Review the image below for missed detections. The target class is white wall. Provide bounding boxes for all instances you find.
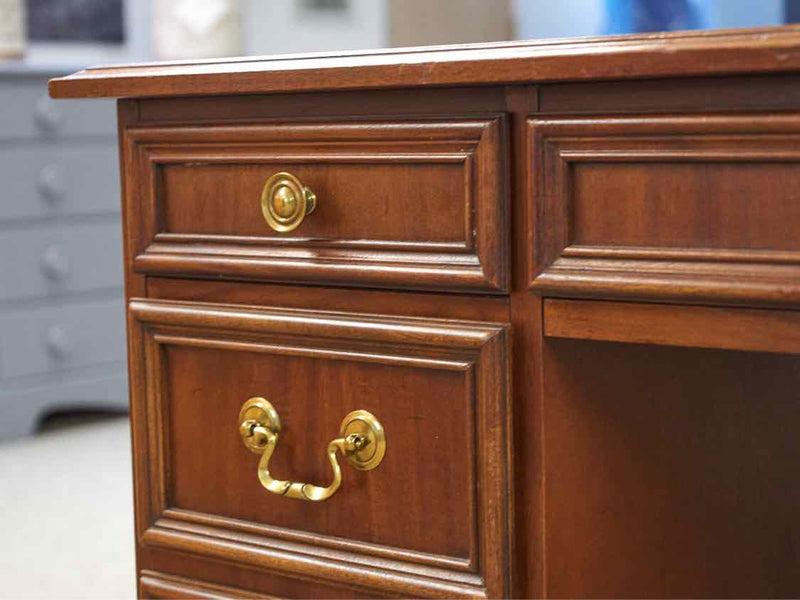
[512,0,604,40]
[243,0,387,56]
[711,0,783,29]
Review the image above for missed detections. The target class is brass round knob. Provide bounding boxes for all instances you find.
[260,172,316,233]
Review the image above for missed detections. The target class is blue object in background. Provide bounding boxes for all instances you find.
[513,0,784,42]
[604,0,710,34]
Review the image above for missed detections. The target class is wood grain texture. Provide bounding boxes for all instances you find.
[55,30,800,598]
[529,113,800,307]
[129,298,511,598]
[139,571,273,599]
[125,119,508,293]
[544,299,800,354]
[135,87,508,125]
[543,339,800,598]
[538,74,800,115]
[145,278,510,322]
[505,85,545,600]
[138,548,382,599]
[116,98,151,595]
[49,25,800,99]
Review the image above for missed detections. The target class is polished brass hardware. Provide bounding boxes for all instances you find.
[238,397,386,502]
[260,172,316,232]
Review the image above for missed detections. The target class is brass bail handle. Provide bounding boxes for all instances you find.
[238,397,386,502]
[261,172,317,233]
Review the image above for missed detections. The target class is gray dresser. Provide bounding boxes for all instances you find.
[0,67,127,441]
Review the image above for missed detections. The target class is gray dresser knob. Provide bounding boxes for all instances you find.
[37,164,66,203]
[40,245,70,281]
[34,95,62,134]
[44,325,70,359]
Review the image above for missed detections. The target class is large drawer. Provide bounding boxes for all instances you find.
[128,299,511,598]
[0,144,120,221]
[0,78,116,140]
[123,119,508,293]
[0,222,123,302]
[0,297,126,381]
[529,114,800,306]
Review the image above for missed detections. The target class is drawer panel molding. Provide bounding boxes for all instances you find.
[129,299,511,598]
[124,119,508,293]
[139,570,269,599]
[528,114,800,306]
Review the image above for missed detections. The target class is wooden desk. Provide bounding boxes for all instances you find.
[52,25,800,598]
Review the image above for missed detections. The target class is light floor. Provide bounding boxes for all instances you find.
[0,414,136,599]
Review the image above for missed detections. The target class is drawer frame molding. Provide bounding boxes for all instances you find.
[123,119,509,293]
[128,299,511,598]
[139,570,270,599]
[529,113,800,306]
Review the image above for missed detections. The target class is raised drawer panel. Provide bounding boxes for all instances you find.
[125,119,508,293]
[0,79,116,140]
[129,299,511,598]
[161,162,467,243]
[573,162,800,250]
[0,297,126,380]
[0,144,120,221]
[529,114,800,306]
[0,222,123,302]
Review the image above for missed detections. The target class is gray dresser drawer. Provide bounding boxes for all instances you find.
[0,297,126,380]
[0,222,123,302]
[0,144,119,221]
[0,78,116,139]
[0,366,128,440]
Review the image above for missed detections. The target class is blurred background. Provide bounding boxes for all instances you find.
[0,0,798,597]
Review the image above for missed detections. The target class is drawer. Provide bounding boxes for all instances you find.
[529,114,800,306]
[0,144,120,221]
[0,78,116,139]
[0,297,126,380]
[124,119,508,293]
[129,299,511,598]
[0,366,128,440]
[0,222,123,302]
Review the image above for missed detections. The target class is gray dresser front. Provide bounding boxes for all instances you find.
[0,69,127,440]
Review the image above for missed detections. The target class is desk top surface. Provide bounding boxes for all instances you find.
[50,25,800,100]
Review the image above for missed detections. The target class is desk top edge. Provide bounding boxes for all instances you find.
[49,24,800,99]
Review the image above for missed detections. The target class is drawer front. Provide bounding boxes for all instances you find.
[129,300,511,598]
[0,222,123,302]
[529,114,800,306]
[0,79,116,139]
[0,297,126,381]
[124,119,508,293]
[0,144,120,221]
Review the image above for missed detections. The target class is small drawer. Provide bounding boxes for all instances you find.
[124,119,508,293]
[0,222,123,302]
[529,114,800,306]
[0,144,120,221]
[0,78,117,140]
[0,297,126,381]
[129,299,511,598]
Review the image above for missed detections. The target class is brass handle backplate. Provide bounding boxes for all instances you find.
[260,172,316,233]
[238,397,386,502]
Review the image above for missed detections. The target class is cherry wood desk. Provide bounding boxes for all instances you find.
[52,25,800,598]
